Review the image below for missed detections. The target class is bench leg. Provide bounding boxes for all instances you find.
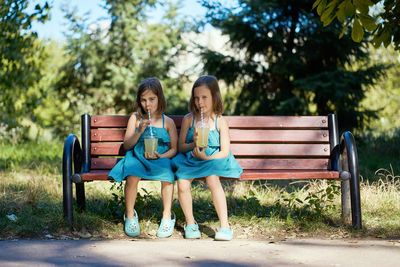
[348,163,362,229]
[62,167,74,227]
[76,182,86,212]
[341,178,351,225]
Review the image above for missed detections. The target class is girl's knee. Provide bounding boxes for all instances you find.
[161,181,173,188]
[178,179,192,193]
[206,175,221,188]
[126,175,140,185]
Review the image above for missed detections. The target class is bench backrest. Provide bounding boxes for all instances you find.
[84,114,339,175]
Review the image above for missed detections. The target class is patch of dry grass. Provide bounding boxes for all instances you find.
[360,166,400,237]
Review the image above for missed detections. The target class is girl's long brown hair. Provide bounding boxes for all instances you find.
[135,78,166,116]
[189,75,224,115]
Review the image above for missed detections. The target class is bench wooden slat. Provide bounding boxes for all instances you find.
[236,158,329,170]
[92,129,125,142]
[91,143,126,155]
[90,115,328,129]
[239,170,339,180]
[225,116,328,129]
[81,169,339,181]
[231,143,330,157]
[92,158,121,169]
[91,129,330,143]
[91,115,130,128]
[81,170,111,181]
[91,157,330,170]
[229,129,329,143]
[91,115,183,128]
[91,143,331,157]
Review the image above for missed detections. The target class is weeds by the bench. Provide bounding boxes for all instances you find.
[277,181,340,220]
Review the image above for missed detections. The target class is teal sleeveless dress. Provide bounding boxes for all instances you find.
[108,114,175,183]
[172,116,243,180]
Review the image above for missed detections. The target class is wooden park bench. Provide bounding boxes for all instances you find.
[63,114,361,229]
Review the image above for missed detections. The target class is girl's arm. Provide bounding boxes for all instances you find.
[193,116,230,160]
[157,116,178,159]
[123,114,150,150]
[178,114,196,153]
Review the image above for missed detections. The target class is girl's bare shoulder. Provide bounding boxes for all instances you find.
[163,115,177,128]
[131,112,141,120]
[183,112,193,119]
[129,112,140,119]
[127,113,141,128]
[182,113,194,123]
[216,115,228,128]
[217,114,227,122]
[128,113,139,122]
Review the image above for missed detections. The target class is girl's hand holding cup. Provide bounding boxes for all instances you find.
[191,146,208,160]
[144,151,160,160]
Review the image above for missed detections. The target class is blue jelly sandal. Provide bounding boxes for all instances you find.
[124,209,140,237]
[215,227,233,241]
[156,212,176,238]
[184,222,201,239]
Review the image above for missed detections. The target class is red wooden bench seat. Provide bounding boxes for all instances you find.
[80,169,339,181]
[63,114,361,229]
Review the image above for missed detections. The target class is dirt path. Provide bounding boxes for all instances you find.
[1,238,399,266]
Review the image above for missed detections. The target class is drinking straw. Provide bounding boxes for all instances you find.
[201,107,203,126]
[148,110,153,136]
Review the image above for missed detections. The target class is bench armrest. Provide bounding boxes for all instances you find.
[339,131,362,229]
[62,134,83,183]
[62,134,84,224]
[339,131,359,176]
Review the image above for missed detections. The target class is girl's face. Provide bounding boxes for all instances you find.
[140,90,159,115]
[193,85,213,115]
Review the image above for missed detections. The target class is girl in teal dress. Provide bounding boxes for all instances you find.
[108,78,178,238]
[172,75,243,241]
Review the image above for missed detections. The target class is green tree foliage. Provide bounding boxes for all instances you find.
[200,0,386,130]
[32,41,70,139]
[0,0,50,137]
[360,45,400,133]
[313,0,400,50]
[56,0,189,135]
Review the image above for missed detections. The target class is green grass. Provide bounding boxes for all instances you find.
[0,141,62,173]
[1,137,400,240]
[357,129,400,180]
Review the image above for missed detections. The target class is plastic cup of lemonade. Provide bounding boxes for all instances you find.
[195,121,210,148]
[144,134,158,157]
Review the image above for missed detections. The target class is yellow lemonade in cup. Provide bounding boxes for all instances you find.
[144,135,158,157]
[196,121,210,148]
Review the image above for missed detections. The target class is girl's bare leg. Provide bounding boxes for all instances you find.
[161,181,174,220]
[206,175,229,228]
[125,175,141,219]
[178,179,196,225]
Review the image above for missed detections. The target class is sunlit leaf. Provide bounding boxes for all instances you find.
[312,0,323,10]
[353,0,369,14]
[317,0,327,16]
[321,4,336,23]
[337,5,347,22]
[351,17,364,42]
[344,0,355,17]
[359,14,376,31]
